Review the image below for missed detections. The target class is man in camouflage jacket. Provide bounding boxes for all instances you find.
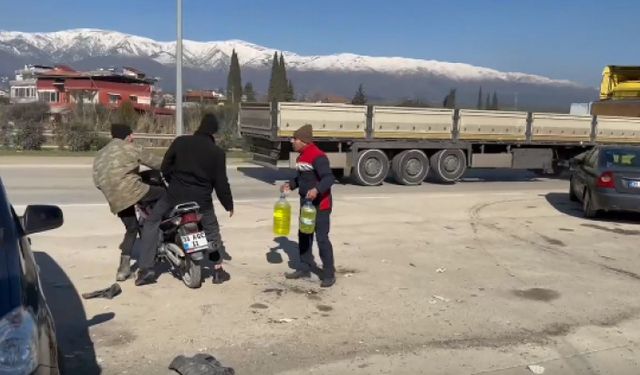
[92,123,163,281]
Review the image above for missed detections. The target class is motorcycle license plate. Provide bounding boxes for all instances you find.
[181,231,208,253]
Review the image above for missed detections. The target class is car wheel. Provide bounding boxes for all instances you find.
[582,189,598,219]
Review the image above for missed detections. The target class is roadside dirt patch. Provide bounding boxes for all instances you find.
[512,288,560,302]
[581,223,640,236]
[335,267,359,275]
[95,329,137,347]
[539,235,566,247]
[316,304,333,312]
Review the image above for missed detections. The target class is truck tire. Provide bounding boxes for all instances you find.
[353,149,389,186]
[430,149,467,183]
[391,149,429,185]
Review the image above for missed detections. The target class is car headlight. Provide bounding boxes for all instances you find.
[0,308,38,375]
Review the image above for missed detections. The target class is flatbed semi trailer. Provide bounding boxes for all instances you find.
[239,102,640,186]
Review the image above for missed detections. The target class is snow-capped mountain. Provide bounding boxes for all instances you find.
[0,28,597,110]
[0,28,575,86]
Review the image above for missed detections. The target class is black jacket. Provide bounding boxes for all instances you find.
[161,132,233,212]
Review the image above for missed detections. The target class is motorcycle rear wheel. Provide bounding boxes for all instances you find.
[167,243,202,288]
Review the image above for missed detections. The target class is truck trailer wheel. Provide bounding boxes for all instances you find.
[353,149,389,186]
[391,149,429,185]
[430,149,467,183]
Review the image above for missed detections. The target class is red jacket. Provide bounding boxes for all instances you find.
[289,143,334,211]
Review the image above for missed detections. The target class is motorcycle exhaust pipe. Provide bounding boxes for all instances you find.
[163,244,184,266]
[165,251,182,266]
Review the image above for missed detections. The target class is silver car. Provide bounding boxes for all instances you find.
[569,146,640,218]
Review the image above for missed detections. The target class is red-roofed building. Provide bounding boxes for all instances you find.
[185,89,226,104]
[10,65,173,116]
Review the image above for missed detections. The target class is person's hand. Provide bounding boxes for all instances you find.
[306,188,318,200]
[280,182,291,193]
[229,210,234,218]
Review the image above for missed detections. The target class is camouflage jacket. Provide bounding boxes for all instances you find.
[92,139,162,214]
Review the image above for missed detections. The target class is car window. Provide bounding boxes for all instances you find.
[600,149,640,168]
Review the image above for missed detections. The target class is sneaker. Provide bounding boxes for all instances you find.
[212,268,231,284]
[134,269,156,286]
[116,255,131,282]
[284,270,311,279]
[320,276,336,288]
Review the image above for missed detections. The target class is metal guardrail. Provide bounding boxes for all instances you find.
[96,131,176,140]
[38,131,177,140]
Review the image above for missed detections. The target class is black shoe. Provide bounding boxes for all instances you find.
[134,269,156,286]
[320,276,336,288]
[116,255,132,282]
[212,268,231,284]
[284,270,311,279]
[310,264,324,278]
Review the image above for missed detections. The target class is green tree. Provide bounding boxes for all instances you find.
[443,88,456,109]
[225,49,243,137]
[244,82,256,102]
[491,92,499,110]
[112,101,138,127]
[485,93,490,110]
[278,53,291,102]
[269,52,292,103]
[0,106,12,148]
[8,102,49,150]
[226,49,242,105]
[268,52,280,103]
[351,84,367,105]
[286,79,295,102]
[477,87,483,109]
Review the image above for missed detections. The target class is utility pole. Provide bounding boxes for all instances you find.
[175,0,183,135]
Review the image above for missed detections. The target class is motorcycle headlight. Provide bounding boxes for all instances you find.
[0,308,38,375]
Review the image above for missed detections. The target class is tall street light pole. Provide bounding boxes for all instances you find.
[176,0,183,136]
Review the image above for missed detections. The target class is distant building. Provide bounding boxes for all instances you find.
[309,92,350,104]
[184,89,226,104]
[9,64,173,115]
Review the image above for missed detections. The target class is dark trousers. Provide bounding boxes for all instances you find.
[137,192,172,271]
[200,207,225,265]
[138,198,226,270]
[298,209,335,278]
[116,186,165,257]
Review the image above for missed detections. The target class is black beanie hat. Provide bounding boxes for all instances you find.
[196,113,219,135]
[111,123,133,140]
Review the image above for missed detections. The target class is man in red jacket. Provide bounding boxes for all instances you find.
[281,124,336,287]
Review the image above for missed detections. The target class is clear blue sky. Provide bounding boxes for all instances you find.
[0,0,638,86]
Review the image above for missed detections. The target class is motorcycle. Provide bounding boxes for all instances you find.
[137,169,208,289]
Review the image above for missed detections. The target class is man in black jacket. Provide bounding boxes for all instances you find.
[135,113,234,286]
